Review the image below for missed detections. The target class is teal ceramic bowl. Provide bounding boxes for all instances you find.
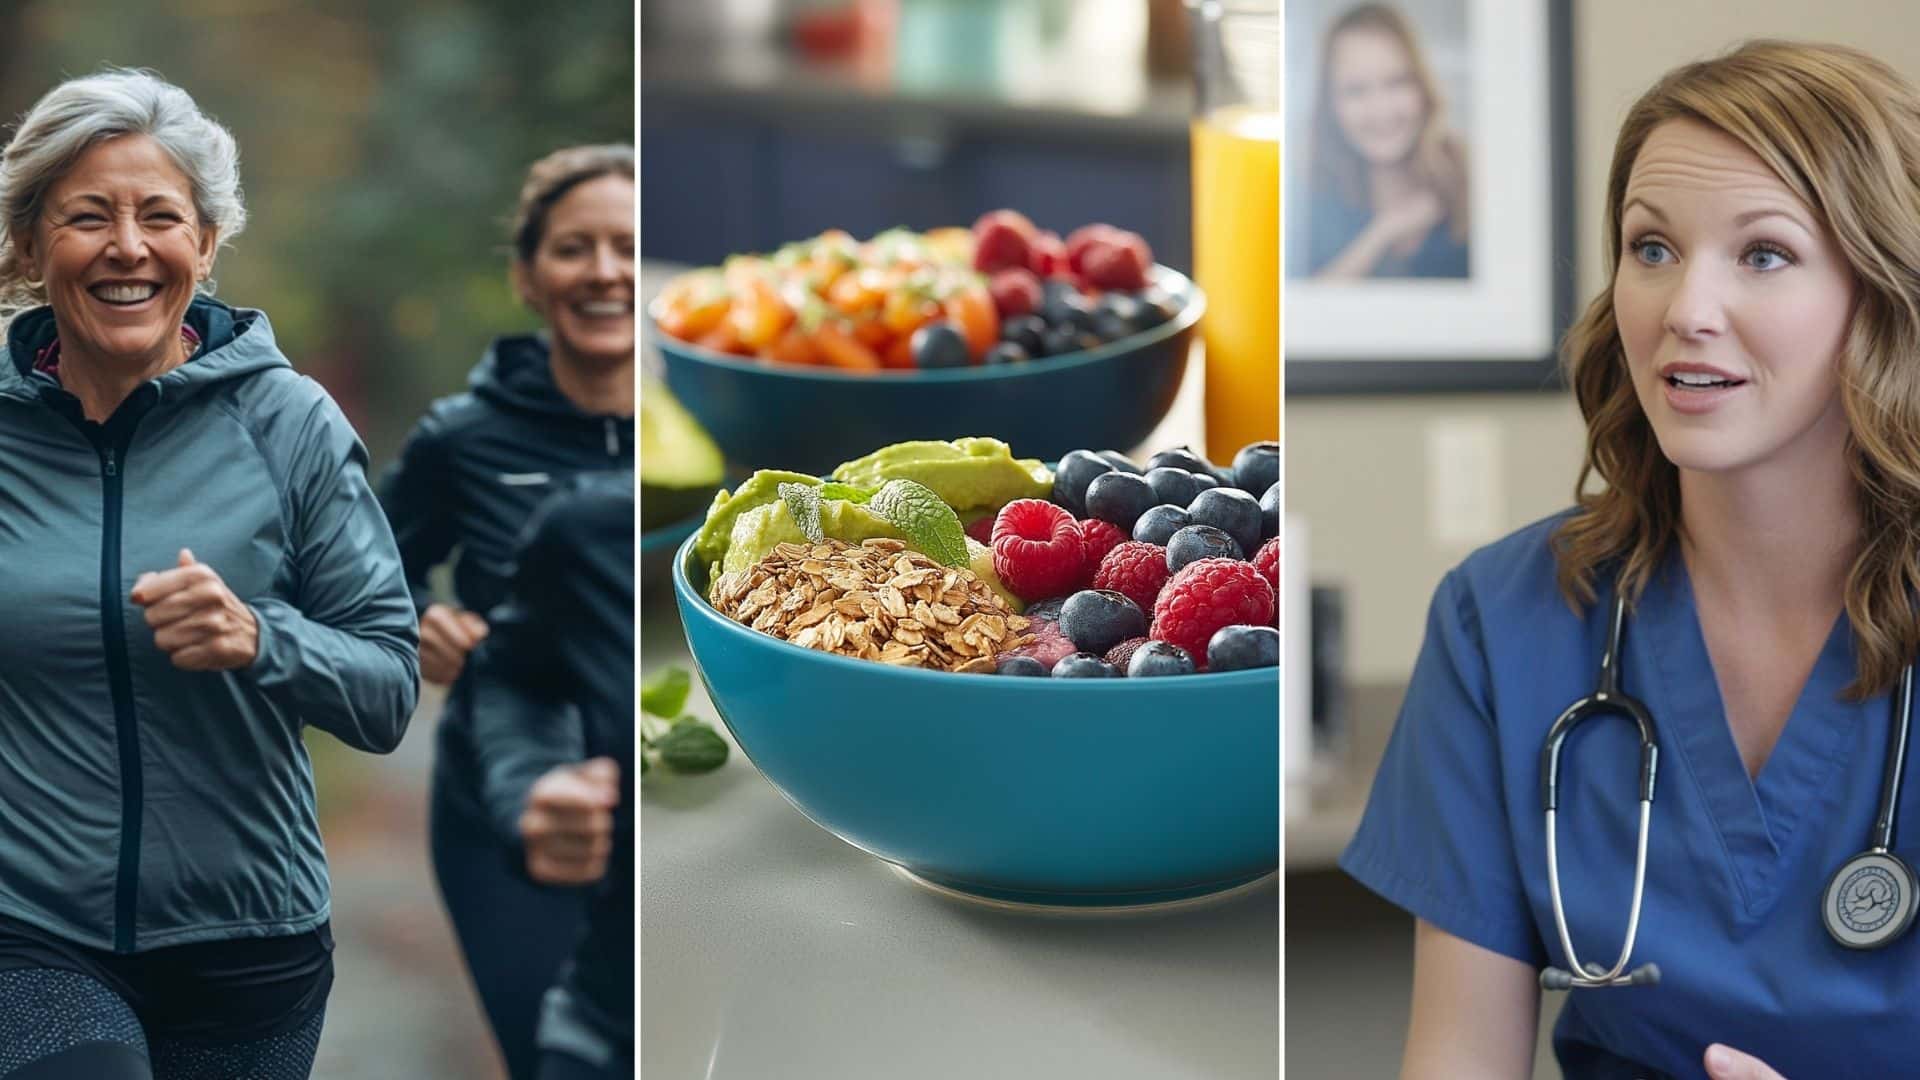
[653,267,1203,476]
[672,532,1279,908]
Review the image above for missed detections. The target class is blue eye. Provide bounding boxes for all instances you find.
[1744,244,1794,271]
[1628,238,1673,265]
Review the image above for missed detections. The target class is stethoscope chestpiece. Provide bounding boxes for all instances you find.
[1822,849,1919,949]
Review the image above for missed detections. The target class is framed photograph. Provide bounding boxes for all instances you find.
[1284,0,1574,393]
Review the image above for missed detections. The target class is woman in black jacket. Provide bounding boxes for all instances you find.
[379,144,633,1080]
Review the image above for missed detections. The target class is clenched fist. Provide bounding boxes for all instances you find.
[131,549,259,671]
[520,757,621,886]
[419,603,489,685]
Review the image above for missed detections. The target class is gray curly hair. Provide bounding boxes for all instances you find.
[0,69,246,326]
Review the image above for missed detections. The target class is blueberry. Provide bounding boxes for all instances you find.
[1039,325,1082,357]
[911,322,970,369]
[1207,625,1279,672]
[1260,482,1280,544]
[1096,292,1142,326]
[1133,503,1191,546]
[996,655,1050,677]
[1097,450,1142,475]
[1233,441,1279,495]
[1167,524,1244,572]
[1023,597,1067,623]
[1001,313,1046,354]
[1059,589,1149,656]
[1145,467,1199,508]
[1070,330,1106,353]
[1084,471,1157,532]
[1051,450,1114,517]
[1092,312,1135,343]
[1188,486,1263,558]
[1147,445,1215,476]
[1128,641,1197,677]
[1189,471,1220,495]
[1041,289,1096,331]
[1052,653,1118,678]
[1134,287,1182,328]
[1208,463,1238,489]
[984,342,1029,365]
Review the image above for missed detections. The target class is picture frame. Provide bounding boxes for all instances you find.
[1283,0,1574,394]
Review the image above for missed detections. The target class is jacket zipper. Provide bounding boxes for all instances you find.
[604,417,619,458]
[94,435,143,953]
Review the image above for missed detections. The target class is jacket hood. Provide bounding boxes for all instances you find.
[0,296,288,406]
[467,333,582,420]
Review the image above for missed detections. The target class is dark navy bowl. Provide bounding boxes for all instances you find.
[672,532,1278,908]
[653,267,1203,476]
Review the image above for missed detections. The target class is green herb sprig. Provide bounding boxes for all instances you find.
[640,666,729,776]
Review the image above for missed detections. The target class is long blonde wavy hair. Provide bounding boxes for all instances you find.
[1307,3,1470,245]
[1552,40,1920,699]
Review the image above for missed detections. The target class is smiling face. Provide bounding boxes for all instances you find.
[514,172,635,370]
[16,134,215,370]
[1327,25,1426,167]
[1613,118,1858,478]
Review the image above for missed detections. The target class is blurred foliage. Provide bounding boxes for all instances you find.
[0,0,633,467]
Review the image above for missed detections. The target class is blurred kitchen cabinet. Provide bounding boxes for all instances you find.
[642,111,1191,272]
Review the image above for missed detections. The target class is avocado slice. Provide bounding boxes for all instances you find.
[641,373,726,531]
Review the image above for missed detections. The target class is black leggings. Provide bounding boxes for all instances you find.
[430,772,589,1080]
[0,968,325,1079]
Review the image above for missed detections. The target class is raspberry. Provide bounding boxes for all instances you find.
[972,210,1037,273]
[999,618,1077,669]
[1103,636,1151,672]
[991,499,1086,602]
[965,512,997,546]
[1092,541,1172,615]
[1151,559,1276,666]
[1027,230,1066,278]
[1076,518,1128,585]
[988,268,1044,319]
[1252,537,1279,595]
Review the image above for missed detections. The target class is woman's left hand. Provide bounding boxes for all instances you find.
[132,549,260,670]
[1705,1044,1787,1080]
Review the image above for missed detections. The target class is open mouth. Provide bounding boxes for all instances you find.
[1665,372,1746,391]
[90,282,160,306]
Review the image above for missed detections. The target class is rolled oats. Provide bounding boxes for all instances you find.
[711,537,1032,673]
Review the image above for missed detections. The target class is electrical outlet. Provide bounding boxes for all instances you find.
[1426,418,1504,546]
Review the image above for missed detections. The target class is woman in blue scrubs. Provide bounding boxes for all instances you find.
[1343,41,1920,1080]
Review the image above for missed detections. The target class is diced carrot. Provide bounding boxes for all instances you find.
[816,325,882,370]
[882,333,916,370]
[768,326,821,366]
[944,284,999,361]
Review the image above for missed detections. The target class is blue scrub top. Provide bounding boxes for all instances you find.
[1341,512,1920,1080]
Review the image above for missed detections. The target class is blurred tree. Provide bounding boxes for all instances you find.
[0,0,633,464]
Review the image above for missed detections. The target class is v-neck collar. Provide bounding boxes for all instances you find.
[1635,553,1866,919]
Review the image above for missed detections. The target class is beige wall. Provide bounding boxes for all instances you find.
[1288,0,1920,684]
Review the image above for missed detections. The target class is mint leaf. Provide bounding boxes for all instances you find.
[869,479,970,568]
[640,667,690,718]
[779,482,826,542]
[818,482,874,504]
[657,722,729,774]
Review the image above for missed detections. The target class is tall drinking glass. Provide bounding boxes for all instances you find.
[1190,1,1281,463]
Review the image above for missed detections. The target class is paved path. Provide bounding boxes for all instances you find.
[311,686,507,1079]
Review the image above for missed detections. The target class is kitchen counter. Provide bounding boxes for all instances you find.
[639,614,1278,1079]
[640,260,1277,1077]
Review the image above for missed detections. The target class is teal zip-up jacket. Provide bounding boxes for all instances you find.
[0,297,419,954]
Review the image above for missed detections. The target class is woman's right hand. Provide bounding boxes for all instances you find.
[1373,187,1446,257]
[520,757,621,885]
[419,603,489,685]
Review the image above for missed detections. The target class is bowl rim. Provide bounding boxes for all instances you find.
[672,530,1279,688]
[647,264,1206,385]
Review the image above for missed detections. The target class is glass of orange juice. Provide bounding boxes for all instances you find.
[1190,1,1280,463]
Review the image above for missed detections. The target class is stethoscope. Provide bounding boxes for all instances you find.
[1538,592,1918,991]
